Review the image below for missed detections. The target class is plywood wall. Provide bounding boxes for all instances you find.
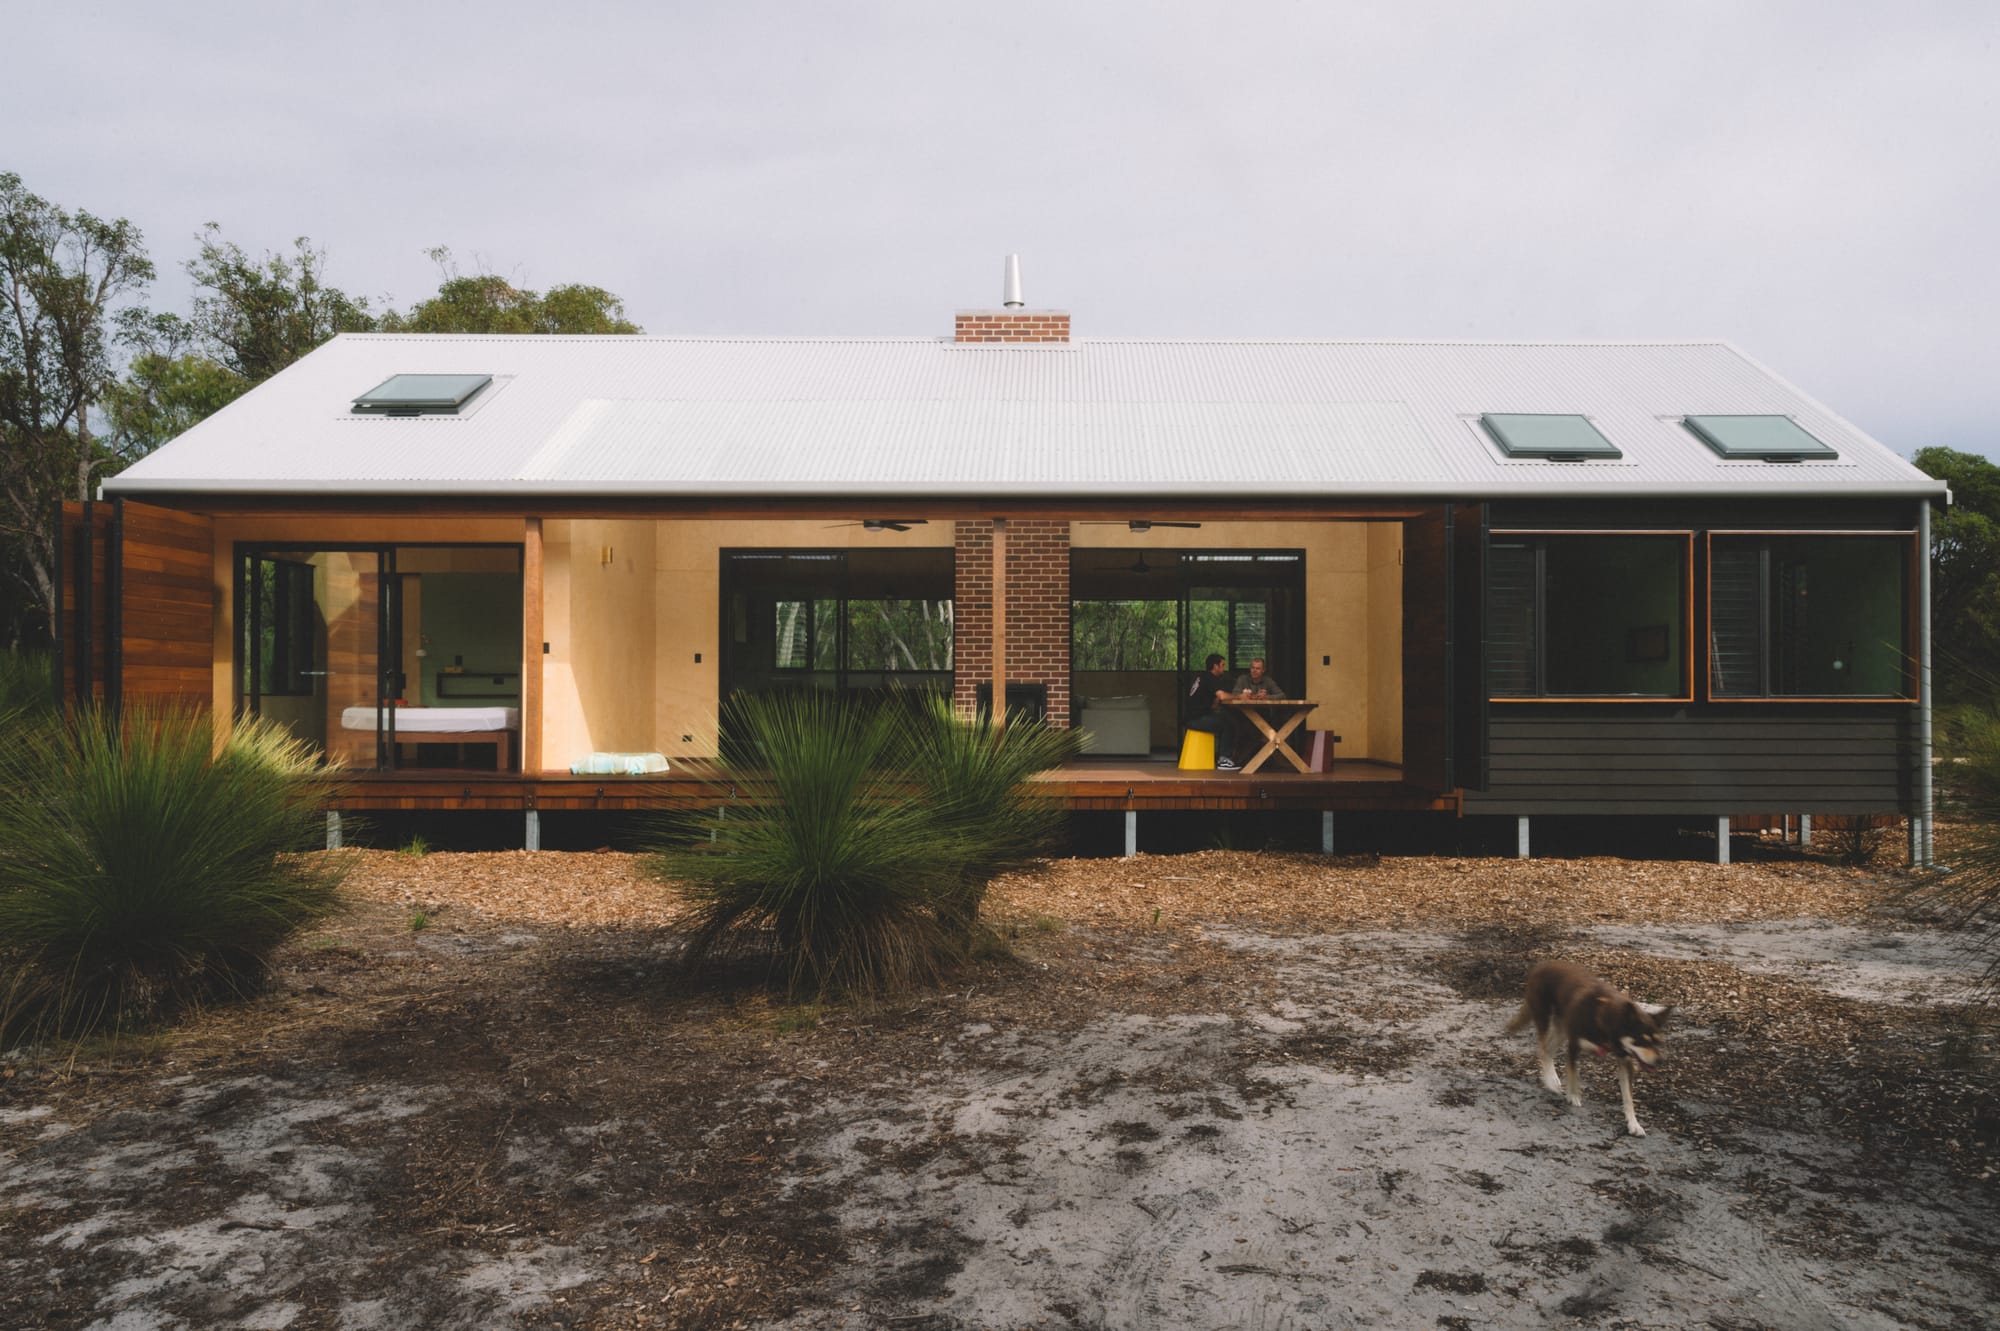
[1367,522,1406,765]
[542,519,660,765]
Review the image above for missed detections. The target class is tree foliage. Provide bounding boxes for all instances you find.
[0,171,154,638]
[380,247,642,335]
[101,312,247,458]
[1914,447,2000,707]
[185,224,378,385]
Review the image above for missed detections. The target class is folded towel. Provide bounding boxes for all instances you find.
[569,752,671,776]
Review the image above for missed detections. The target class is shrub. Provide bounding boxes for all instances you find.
[1909,705,2000,998]
[0,651,54,719]
[0,704,347,1042]
[647,690,1078,997]
[897,694,1081,934]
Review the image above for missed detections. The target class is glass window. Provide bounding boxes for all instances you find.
[242,557,315,696]
[1480,414,1622,460]
[845,598,953,671]
[1683,415,1837,461]
[1070,550,1304,684]
[351,374,492,415]
[721,549,953,700]
[1488,535,1687,698]
[1070,600,1177,670]
[1709,535,1909,698]
[773,599,838,671]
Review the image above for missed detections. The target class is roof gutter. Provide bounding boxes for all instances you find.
[102,476,1955,502]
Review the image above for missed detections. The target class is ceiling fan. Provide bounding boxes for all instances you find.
[823,518,929,532]
[1079,520,1202,532]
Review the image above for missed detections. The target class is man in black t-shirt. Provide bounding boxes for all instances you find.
[1184,653,1242,770]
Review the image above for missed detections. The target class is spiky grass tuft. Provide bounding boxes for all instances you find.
[646,691,1078,998]
[0,704,347,1043]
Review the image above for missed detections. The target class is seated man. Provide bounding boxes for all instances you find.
[1232,657,1285,701]
[1183,652,1242,770]
[1228,657,1288,763]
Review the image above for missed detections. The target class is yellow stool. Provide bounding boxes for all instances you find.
[1178,728,1216,770]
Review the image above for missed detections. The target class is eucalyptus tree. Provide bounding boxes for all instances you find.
[0,172,155,636]
[380,247,642,334]
[185,224,379,385]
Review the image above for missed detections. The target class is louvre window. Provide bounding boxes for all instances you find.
[1707,535,1909,698]
[1487,535,1688,698]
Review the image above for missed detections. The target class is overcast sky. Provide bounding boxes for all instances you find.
[11,1,1998,461]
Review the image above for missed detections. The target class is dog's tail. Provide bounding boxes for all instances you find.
[1502,1002,1533,1036]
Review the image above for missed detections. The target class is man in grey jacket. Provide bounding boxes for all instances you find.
[1232,658,1285,700]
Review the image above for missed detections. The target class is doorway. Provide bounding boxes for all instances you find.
[237,544,522,770]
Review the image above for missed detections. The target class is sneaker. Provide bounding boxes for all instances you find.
[1216,757,1240,771]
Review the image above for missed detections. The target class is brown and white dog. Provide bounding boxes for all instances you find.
[1506,960,1671,1136]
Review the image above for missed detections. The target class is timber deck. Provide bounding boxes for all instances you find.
[323,757,1454,814]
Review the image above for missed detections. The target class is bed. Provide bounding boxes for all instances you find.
[341,706,519,770]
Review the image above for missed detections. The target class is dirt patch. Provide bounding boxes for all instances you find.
[2,850,1995,1330]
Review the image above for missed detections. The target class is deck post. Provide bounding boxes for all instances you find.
[1917,499,1934,868]
[326,810,342,851]
[1716,814,1731,865]
[1321,811,1335,855]
[525,809,540,851]
[1516,816,1530,859]
[1799,813,1811,847]
[1124,810,1137,858]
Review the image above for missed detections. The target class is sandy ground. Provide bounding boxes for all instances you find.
[2,849,1996,1330]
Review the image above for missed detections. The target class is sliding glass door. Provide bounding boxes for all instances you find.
[238,543,525,770]
[239,547,395,769]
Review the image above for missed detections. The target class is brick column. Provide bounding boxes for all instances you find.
[954,519,1070,728]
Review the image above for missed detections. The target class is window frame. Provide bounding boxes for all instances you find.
[719,547,956,699]
[1068,548,1306,688]
[1486,529,1696,704]
[1703,529,1919,703]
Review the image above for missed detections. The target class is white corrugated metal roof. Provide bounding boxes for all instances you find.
[104,334,1945,499]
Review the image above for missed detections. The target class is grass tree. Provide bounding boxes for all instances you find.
[898,694,1082,936]
[647,690,1079,997]
[0,704,346,1042]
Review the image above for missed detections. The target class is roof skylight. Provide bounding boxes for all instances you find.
[352,374,493,416]
[1682,415,1837,462]
[1479,414,1622,461]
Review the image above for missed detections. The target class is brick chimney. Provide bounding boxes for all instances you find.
[955,254,1069,343]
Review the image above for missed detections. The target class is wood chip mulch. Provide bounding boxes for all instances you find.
[337,846,1895,934]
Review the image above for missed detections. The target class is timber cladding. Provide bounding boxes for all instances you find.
[1461,711,1919,816]
[58,502,114,706]
[116,501,216,709]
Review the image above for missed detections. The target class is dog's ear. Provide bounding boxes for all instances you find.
[1638,1001,1671,1022]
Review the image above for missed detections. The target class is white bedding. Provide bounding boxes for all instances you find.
[340,706,520,733]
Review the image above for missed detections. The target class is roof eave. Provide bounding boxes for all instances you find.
[100,476,1953,502]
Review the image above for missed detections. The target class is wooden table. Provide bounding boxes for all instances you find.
[1219,698,1319,774]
